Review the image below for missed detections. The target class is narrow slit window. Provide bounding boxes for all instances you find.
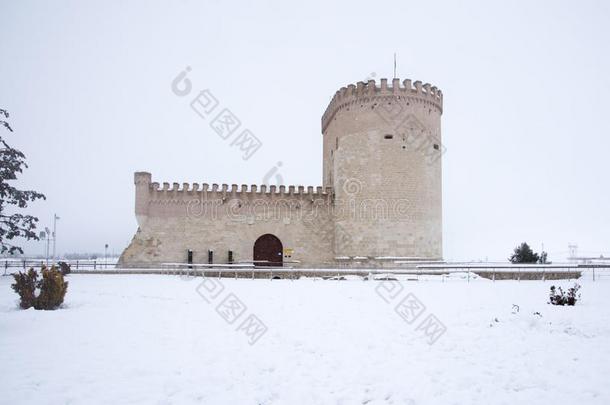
[384,134,393,140]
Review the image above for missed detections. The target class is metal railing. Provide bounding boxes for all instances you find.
[2,259,116,275]
[4,259,608,282]
[72,264,607,282]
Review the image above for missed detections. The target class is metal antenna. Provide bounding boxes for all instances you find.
[393,53,397,79]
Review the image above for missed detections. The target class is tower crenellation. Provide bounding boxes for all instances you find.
[322,78,442,132]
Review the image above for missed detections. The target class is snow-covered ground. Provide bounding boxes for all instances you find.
[1,274,609,404]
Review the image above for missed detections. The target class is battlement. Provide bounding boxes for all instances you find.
[321,78,443,132]
[135,172,333,204]
[151,182,332,196]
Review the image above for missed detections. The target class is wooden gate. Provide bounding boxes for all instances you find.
[253,234,283,267]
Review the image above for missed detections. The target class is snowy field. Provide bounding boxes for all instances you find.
[1,274,609,404]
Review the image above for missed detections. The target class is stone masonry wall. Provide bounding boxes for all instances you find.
[322,78,443,259]
[118,172,335,267]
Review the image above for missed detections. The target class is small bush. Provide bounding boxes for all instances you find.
[549,283,581,306]
[36,267,69,309]
[11,268,38,309]
[11,266,68,310]
[57,261,71,275]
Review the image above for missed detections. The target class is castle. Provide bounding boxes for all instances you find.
[118,78,444,268]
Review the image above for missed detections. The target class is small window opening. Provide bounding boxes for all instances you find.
[433,144,440,150]
[384,134,394,140]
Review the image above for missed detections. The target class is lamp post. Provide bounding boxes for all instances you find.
[44,227,51,266]
[52,214,60,265]
[104,244,108,267]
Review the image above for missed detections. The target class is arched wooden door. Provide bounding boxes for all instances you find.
[253,234,283,267]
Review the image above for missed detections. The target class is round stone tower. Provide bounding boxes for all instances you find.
[322,78,443,261]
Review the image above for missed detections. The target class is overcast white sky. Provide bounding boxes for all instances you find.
[1,0,609,261]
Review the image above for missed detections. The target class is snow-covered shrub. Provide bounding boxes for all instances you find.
[11,266,68,310]
[11,268,38,309]
[36,267,69,309]
[549,283,581,306]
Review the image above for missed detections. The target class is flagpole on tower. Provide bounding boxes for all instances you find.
[393,53,397,79]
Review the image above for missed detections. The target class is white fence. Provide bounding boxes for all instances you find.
[2,258,118,274]
[3,259,609,281]
[74,264,608,282]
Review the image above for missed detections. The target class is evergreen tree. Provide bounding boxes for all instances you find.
[509,242,540,264]
[0,109,46,254]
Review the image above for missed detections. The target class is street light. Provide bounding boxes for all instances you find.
[44,227,51,266]
[104,244,108,267]
[52,214,60,265]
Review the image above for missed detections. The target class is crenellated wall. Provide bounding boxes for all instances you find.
[149,181,331,197]
[119,172,336,267]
